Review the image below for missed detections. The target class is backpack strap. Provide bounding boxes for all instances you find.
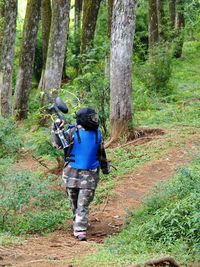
[75,127,81,143]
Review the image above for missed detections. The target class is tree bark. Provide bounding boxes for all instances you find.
[14,0,41,120]
[169,0,176,30]
[157,0,166,40]
[110,0,136,141]
[107,0,114,39]
[38,0,52,89]
[174,0,185,58]
[0,1,5,61]
[0,0,17,116]
[74,0,82,55]
[80,0,102,54]
[42,0,70,102]
[105,0,114,80]
[148,0,159,48]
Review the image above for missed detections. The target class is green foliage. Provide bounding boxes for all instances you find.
[139,43,173,96]
[66,45,110,136]
[80,159,200,266]
[0,169,71,234]
[135,41,200,127]
[0,116,22,158]
[134,0,148,61]
[184,0,200,39]
[26,127,62,160]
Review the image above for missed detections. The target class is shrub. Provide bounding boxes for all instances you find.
[101,160,200,264]
[0,116,22,158]
[139,43,173,96]
[0,170,71,234]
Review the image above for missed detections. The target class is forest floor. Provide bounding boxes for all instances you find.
[1,128,199,267]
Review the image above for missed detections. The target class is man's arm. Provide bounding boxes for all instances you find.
[98,139,110,174]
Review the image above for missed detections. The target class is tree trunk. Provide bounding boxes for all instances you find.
[107,0,114,39]
[38,0,52,89]
[110,0,136,141]
[80,0,102,54]
[0,0,17,117]
[0,1,5,61]
[42,0,70,102]
[14,0,41,120]
[174,0,184,58]
[157,0,166,41]
[105,0,114,80]
[148,0,159,48]
[74,0,82,55]
[169,0,176,30]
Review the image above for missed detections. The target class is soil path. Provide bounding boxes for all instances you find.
[0,139,198,267]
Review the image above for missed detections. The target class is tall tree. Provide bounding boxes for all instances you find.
[0,0,17,116]
[38,0,52,89]
[41,0,70,101]
[148,0,159,48]
[0,1,5,60]
[80,0,102,54]
[14,0,41,120]
[157,0,166,40]
[169,0,176,30]
[105,0,114,79]
[74,0,82,55]
[107,0,114,38]
[109,0,136,142]
[174,0,185,58]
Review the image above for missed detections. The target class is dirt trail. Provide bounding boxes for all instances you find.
[0,138,198,267]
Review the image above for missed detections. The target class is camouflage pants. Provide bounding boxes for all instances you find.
[67,188,95,234]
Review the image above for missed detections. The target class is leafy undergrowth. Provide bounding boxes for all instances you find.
[73,41,200,266]
[134,41,200,128]
[0,168,71,235]
[0,116,71,237]
[75,158,200,267]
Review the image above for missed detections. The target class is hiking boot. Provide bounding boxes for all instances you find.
[75,231,87,241]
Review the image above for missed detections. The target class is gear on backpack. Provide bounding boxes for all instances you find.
[76,108,99,130]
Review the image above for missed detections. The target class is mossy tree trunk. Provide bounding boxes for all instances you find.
[169,0,176,30]
[174,0,185,58]
[109,0,136,142]
[148,0,159,49]
[0,0,5,61]
[0,0,17,116]
[157,0,167,41]
[14,0,41,120]
[80,0,102,54]
[38,0,52,89]
[42,0,70,102]
[74,0,82,55]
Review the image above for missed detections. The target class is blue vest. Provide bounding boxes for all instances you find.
[69,128,101,170]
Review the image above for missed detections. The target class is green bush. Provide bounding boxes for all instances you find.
[26,126,62,160]
[96,160,200,264]
[0,116,22,158]
[139,43,173,96]
[0,169,71,234]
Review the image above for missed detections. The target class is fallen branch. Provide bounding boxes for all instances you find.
[118,136,161,148]
[32,155,50,169]
[105,137,117,148]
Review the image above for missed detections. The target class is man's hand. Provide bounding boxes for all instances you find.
[52,119,65,131]
[101,160,110,174]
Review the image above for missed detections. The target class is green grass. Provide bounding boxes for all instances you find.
[71,41,200,266]
[134,41,200,128]
[74,156,200,267]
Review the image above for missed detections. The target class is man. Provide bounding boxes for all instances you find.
[51,107,110,241]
